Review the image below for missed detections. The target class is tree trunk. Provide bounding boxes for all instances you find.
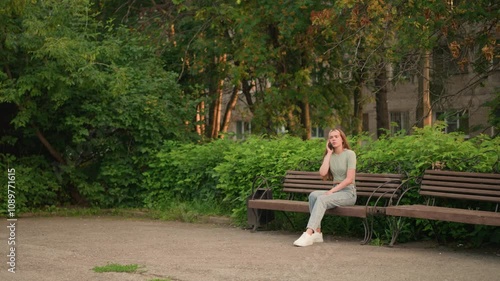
[220,84,240,137]
[34,126,89,206]
[302,94,311,140]
[422,50,432,126]
[34,126,66,164]
[242,79,254,113]
[353,66,364,135]
[196,101,206,136]
[210,79,223,138]
[375,65,390,138]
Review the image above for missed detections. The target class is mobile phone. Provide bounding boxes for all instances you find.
[328,143,334,150]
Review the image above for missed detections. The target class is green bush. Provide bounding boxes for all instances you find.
[143,139,234,211]
[213,135,325,225]
[0,154,63,214]
[3,124,498,247]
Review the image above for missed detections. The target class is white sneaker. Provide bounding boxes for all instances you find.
[293,232,314,247]
[312,232,323,243]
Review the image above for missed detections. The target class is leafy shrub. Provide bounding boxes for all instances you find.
[0,154,63,214]
[213,135,325,224]
[143,139,234,211]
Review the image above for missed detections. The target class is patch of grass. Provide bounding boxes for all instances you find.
[19,203,233,225]
[152,199,230,223]
[20,207,156,219]
[93,263,139,273]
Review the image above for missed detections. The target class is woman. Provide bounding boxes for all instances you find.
[293,128,357,247]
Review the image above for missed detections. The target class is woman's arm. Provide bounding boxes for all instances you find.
[325,168,355,194]
[319,141,333,177]
[319,152,333,177]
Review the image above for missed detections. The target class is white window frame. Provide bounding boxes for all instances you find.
[390,111,410,135]
[311,127,324,139]
[236,121,251,139]
[435,110,470,137]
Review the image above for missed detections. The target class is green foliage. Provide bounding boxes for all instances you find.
[0,154,63,214]
[214,135,324,224]
[143,139,235,212]
[143,127,499,246]
[357,124,500,176]
[0,0,196,207]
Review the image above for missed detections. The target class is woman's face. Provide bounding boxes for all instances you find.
[328,130,343,149]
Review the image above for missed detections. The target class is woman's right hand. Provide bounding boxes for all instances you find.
[325,140,333,154]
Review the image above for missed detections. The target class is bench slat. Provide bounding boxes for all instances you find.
[283,180,336,187]
[419,190,500,203]
[423,175,500,186]
[282,188,328,193]
[283,182,402,190]
[421,180,500,191]
[421,185,500,197]
[283,183,333,189]
[281,188,398,199]
[356,182,403,189]
[284,180,402,189]
[424,169,500,179]
[385,205,500,226]
[356,187,400,193]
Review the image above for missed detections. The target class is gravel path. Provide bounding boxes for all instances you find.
[1,216,499,281]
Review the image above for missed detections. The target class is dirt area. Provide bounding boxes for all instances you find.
[1,216,499,281]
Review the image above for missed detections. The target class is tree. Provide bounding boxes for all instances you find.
[0,0,192,205]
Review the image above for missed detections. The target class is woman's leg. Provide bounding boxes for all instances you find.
[308,191,324,213]
[294,188,356,246]
[306,188,356,231]
[308,191,326,233]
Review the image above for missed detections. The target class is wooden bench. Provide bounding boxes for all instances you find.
[385,170,500,246]
[247,170,405,244]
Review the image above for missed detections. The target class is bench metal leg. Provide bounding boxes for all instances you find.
[360,218,372,245]
[388,216,402,247]
[250,208,262,232]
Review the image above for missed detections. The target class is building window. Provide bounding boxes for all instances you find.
[311,127,324,138]
[436,110,469,135]
[390,111,410,135]
[276,126,287,135]
[236,121,251,139]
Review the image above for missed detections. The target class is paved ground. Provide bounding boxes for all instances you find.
[1,216,499,281]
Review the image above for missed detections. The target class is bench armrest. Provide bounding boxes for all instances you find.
[391,185,420,207]
[251,174,285,195]
[365,179,408,208]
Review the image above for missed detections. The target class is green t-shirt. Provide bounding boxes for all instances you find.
[329,149,356,185]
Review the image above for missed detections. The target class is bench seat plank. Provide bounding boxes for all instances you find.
[385,204,500,226]
[248,199,385,218]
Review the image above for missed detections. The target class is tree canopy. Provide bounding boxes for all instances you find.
[0,0,498,206]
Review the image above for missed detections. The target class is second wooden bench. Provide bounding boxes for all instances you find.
[385,169,500,246]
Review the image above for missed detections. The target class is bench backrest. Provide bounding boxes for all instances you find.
[420,170,500,203]
[282,170,404,200]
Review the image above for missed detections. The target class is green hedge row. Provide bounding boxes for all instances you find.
[1,124,499,246]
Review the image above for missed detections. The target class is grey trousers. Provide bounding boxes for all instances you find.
[306,186,357,230]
